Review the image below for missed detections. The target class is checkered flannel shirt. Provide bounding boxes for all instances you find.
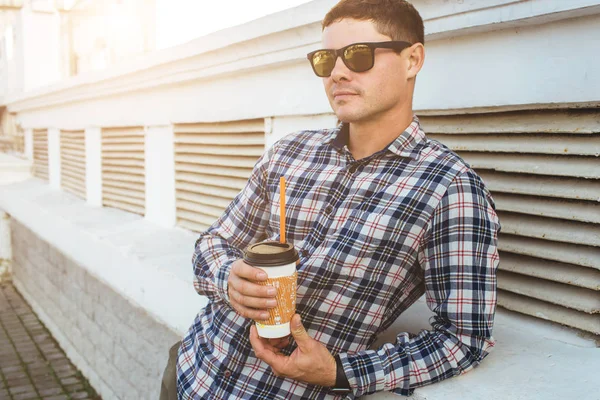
[178,116,501,399]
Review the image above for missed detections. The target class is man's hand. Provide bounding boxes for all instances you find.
[250,314,337,387]
[227,259,277,320]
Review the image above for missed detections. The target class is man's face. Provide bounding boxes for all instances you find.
[321,19,411,124]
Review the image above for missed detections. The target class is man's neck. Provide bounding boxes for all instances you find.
[347,107,414,160]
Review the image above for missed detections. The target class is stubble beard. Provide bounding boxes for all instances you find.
[334,100,377,124]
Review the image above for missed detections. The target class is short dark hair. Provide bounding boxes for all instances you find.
[322,0,425,45]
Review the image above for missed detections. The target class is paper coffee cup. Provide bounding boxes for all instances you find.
[244,241,299,338]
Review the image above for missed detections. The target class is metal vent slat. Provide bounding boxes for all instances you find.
[61,167,85,182]
[102,159,145,167]
[419,109,600,134]
[176,144,264,157]
[103,199,144,215]
[102,137,146,144]
[425,108,600,335]
[498,253,600,291]
[498,291,600,335]
[174,120,264,232]
[175,178,242,200]
[176,163,252,179]
[478,171,600,202]
[499,234,599,270]
[493,193,600,224]
[177,210,221,227]
[175,132,264,145]
[176,190,231,210]
[175,154,257,169]
[102,166,145,176]
[177,199,226,219]
[177,172,247,191]
[498,212,600,247]
[429,133,600,155]
[101,143,146,152]
[103,185,145,200]
[33,129,49,181]
[103,180,145,192]
[175,120,265,133]
[457,152,598,178]
[102,127,145,215]
[103,171,145,184]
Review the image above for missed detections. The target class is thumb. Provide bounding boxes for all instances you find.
[290,314,311,349]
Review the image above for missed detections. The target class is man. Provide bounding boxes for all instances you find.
[162,0,500,398]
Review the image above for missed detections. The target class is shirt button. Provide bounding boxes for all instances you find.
[224,370,232,378]
[300,249,309,257]
[348,165,358,174]
[324,205,333,215]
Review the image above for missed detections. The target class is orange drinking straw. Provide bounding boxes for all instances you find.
[279,176,286,244]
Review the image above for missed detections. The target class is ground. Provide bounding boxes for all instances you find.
[0,283,100,400]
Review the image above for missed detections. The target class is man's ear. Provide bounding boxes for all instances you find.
[406,43,425,80]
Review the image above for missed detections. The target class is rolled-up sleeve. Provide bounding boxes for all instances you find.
[339,169,501,397]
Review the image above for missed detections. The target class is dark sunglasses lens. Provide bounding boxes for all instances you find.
[344,44,373,72]
[311,50,336,77]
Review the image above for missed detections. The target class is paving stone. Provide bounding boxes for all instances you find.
[1,365,22,374]
[38,387,64,396]
[33,376,61,391]
[53,364,76,378]
[9,383,35,395]
[5,372,29,382]
[65,382,85,392]
[12,391,40,400]
[71,392,92,399]
[60,376,80,386]
[44,395,69,400]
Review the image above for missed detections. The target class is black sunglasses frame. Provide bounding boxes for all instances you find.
[306,41,413,77]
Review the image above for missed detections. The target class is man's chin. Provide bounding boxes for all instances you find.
[334,111,365,124]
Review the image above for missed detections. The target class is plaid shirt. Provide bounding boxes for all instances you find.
[178,116,500,399]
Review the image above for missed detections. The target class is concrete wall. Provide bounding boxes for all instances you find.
[10,219,180,399]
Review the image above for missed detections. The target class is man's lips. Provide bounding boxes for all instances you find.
[332,91,358,99]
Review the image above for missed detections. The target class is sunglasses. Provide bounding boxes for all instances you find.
[306,41,412,77]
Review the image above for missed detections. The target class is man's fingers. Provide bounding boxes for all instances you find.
[250,326,288,370]
[230,287,277,310]
[290,314,311,351]
[230,297,270,320]
[229,270,276,298]
[268,336,291,350]
[232,260,268,281]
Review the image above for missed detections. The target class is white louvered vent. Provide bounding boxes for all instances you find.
[101,127,146,215]
[421,109,600,336]
[33,129,49,181]
[174,120,265,232]
[60,130,86,199]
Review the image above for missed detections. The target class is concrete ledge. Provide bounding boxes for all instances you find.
[0,178,204,336]
[1,179,598,400]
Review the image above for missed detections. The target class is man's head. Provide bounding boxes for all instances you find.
[322,0,424,45]
[311,0,425,125]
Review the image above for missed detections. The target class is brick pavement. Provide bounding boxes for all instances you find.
[0,283,100,400]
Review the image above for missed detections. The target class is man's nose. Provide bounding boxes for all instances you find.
[330,56,350,82]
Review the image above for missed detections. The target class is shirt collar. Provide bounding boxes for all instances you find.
[323,115,426,160]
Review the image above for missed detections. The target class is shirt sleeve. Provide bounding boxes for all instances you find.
[192,145,275,306]
[338,169,501,397]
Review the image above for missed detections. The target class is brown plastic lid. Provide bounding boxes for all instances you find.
[243,241,299,267]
